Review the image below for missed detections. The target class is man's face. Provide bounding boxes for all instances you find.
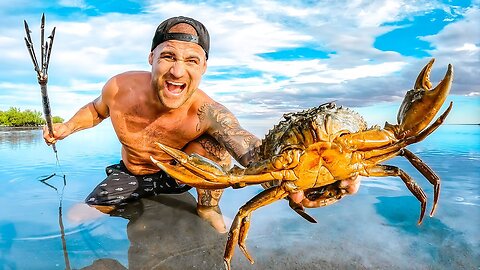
[149,40,207,110]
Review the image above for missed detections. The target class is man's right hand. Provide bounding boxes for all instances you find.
[43,123,73,145]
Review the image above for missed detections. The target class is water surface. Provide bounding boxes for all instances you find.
[0,123,478,269]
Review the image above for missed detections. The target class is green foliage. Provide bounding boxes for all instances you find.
[0,107,64,127]
[52,116,64,123]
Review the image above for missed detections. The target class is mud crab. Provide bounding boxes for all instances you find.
[150,59,453,270]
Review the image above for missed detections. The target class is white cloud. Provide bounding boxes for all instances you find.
[58,0,88,9]
[455,43,479,53]
[0,0,478,124]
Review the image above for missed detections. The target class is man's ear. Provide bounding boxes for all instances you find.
[202,60,207,75]
[148,51,154,65]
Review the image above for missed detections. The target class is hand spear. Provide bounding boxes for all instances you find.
[24,13,58,155]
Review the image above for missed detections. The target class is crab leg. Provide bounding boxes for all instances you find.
[360,103,449,219]
[400,148,440,216]
[365,165,427,224]
[288,198,318,223]
[364,147,440,217]
[224,186,289,270]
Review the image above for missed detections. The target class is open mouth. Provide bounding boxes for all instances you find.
[165,81,187,95]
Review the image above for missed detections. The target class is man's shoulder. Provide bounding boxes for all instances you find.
[113,70,150,80]
[194,88,217,106]
[102,71,150,98]
[191,89,232,118]
[106,71,150,90]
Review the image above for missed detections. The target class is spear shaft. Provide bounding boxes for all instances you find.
[40,83,57,153]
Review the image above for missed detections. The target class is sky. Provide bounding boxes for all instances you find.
[0,0,479,135]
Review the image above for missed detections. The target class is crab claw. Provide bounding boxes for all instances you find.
[386,59,453,139]
[150,142,231,189]
[152,142,285,189]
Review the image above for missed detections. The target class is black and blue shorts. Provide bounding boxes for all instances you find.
[85,161,192,206]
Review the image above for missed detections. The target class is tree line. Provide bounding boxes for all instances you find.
[0,107,64,127]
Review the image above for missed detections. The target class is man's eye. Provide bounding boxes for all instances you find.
[161,55,175,61]
[186,59,199,65]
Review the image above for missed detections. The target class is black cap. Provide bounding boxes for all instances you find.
[151,16,210,59]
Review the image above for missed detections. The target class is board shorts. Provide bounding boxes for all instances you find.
[85,161,192,206]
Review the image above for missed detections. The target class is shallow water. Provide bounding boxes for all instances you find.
[0,123,478,269]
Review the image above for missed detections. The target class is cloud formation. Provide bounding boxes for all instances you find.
[0,0,478,125]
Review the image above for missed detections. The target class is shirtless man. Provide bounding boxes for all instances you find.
[44,16,359,232]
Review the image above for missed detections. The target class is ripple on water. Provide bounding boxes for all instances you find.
[12,220,103,242]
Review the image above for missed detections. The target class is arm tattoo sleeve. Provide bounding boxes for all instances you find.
[196,135,231,167]
[198,103,261,166]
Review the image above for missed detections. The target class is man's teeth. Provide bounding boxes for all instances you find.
[166,81,184,94]
[168,81,183,86]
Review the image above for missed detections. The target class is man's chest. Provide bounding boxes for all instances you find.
[111,109,203,149]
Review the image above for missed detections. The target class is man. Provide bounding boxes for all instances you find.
[44,16,359,232]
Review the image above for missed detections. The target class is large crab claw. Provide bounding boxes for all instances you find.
[386,59,453,139]
[150,143,232,189]
[150,143,282,189]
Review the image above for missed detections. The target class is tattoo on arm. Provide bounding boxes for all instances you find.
[196,135,231,167]
[197,103,261,166]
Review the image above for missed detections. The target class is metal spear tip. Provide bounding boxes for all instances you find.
[49,27,56,38]
[24,20,31,33]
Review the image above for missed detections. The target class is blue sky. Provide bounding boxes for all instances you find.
[0,0,479,135]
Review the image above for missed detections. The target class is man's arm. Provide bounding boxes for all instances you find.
[65,95,109,133]
[43,84,111,145]
[199,102,261,166]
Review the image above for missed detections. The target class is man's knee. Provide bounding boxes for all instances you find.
[89,204,116,214]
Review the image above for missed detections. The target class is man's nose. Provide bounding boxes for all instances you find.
[169,61,186,78]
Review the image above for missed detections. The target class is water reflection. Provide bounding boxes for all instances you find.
[0,127,42,148]
[375,196,480,269]
[80,193,226,270]
[38,173,71,270]
[0,222,16,269]
[0,124,478,269]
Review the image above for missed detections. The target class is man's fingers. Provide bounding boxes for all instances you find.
[289,190,304,204]
[339,175,361,194]
[45,137,56,145]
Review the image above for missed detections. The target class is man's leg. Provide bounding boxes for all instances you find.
[84,161,155,214]
[183,135,231,233]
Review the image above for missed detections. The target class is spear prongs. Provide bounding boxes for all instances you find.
[24,13,57,154]
[24,13,56,84]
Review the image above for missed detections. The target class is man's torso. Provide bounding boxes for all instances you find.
[106,71,211,175]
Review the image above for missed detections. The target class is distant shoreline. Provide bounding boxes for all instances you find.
[445,123,480,125]
[0,126,42,131]
[0,123,477,132]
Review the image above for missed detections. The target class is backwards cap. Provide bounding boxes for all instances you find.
[151,16,210,59]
